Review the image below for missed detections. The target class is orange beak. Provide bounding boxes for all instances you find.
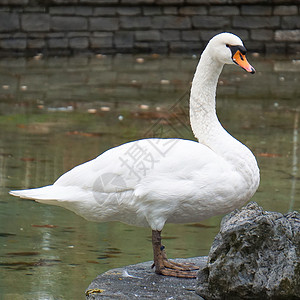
[232,50,255,74]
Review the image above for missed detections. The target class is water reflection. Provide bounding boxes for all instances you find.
[0,54,299,299]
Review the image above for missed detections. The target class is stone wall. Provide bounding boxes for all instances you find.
[0,0,299,56]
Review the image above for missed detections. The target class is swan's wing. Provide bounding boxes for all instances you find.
[10,138,193,202]
[10,138,233,207]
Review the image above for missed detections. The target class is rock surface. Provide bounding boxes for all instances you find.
[196,202,300,300]
[86,257,207,300]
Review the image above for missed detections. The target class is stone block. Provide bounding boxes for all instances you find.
[90,17,119,31]
[232,16,280,29]
[282,16,300,29]
[251,29,274,41]
[287,43,300,54]
[117,7,141,16]
[90,34,113,48]
[134,41,168,53]
[22,13,50,32]
[51,16,88,31]
[114,31,134,48]
[186,0,226,3]
[0,39,26,49]
[157,0,183,3]
[179,6,207,15]
[152,16,191,29]
[0,12,19,32]
[67,31,90,37]
[121,0,154,3]
[182,30,201,41]
[48,38,69,48]
[49,6,75,15]
[273,5,298,16]
[241,5,272,15]
[51,6,92,16]
[27,39,46,49]
[69,37,89,49]
[47,0,77,3]
[93,7,117,16]
[170,41,203,53]
[135,30,160,41]
[47,33,65,38]
[161,30,180,41]
[0,0,28,3]
[163,7,178,15]
[209,6,239,16]
[80,0,118,3]
[75,6,93,16]
[200,30,223,41]
[192,16,230,29]
[265,42,286,54]
[24,7,47,13]
[275,30,300,42]
[142,7,161,16]
[120,16,151,29]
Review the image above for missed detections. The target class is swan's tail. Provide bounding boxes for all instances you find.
[9,185,82,206]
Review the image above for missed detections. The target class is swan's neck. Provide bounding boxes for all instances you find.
[189,51,259,198]
[190,53,226,147]
[190,52,252,160]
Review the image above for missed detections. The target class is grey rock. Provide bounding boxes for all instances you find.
[250,29,274,41]
[93,7,117,16]
[90,17,119,31]
[282,16,300,30]
[69,37,89,49]
[182,30,201,41]
[117,7,141,16]
[152,16,191,29]
[27,38,46,49]
[114,31,134,48]
[209,6,239,16]
[163,6,178,15]
[0,38,26,49]
[120,16,151,29]
[0,0,28,3]
[161,30,180,41]
[48,38,68,49]
[142,6,162,16]
[86,257,207,300]
[196,202,300,300]
[179,6,208,16]
[232,16,280,29]
[273,5,298,16]
[275,30,300,42]
[192,16,230,29]
[51,16,88,31]
[0,12,19,32]
[241,5,272,16]
[135,30,161,42]
[90,33,113,48]
[80,0,118,3]
[21,13,50,32]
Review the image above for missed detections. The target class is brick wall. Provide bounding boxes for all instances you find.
[0,0,299,56]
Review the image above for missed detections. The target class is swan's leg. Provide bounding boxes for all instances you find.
[151,230,199,278]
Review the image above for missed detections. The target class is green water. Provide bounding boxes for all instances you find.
[0,54,299,299]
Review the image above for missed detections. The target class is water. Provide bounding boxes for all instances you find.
[0,54,299,299]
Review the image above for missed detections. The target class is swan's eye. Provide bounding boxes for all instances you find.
[226,44,230,48]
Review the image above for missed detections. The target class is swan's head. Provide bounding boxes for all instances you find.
[206,32,255,74]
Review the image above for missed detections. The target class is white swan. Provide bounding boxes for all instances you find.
[10,32,260,278]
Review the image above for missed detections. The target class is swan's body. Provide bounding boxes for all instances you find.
[10,33,260,277]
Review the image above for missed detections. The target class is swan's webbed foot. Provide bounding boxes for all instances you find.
[151,230,199,278]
